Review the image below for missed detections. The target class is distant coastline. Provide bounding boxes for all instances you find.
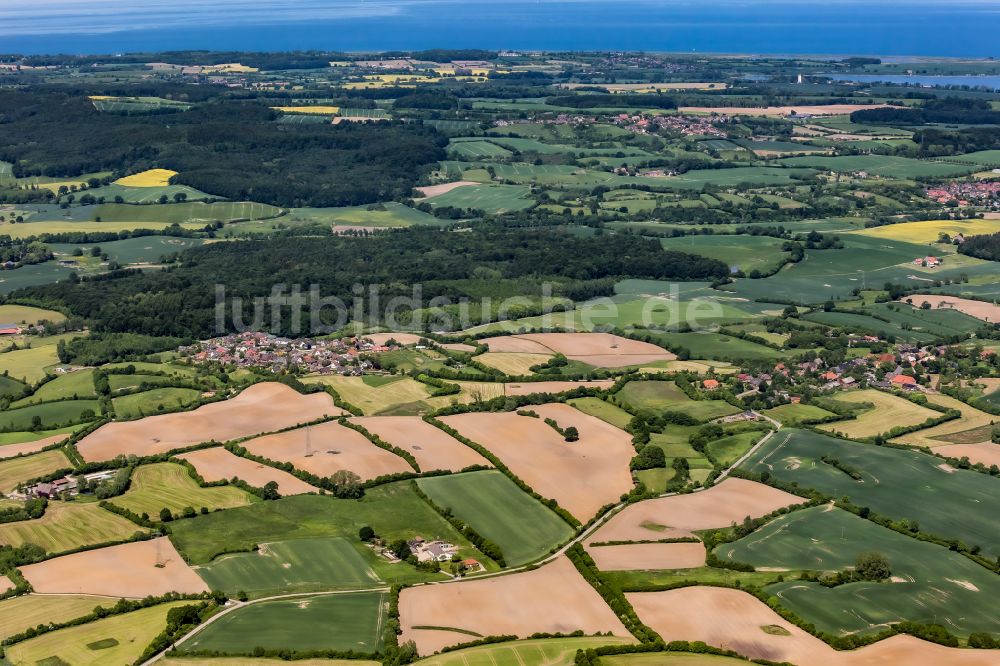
[1,1,997,57]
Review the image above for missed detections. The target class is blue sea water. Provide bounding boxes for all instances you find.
[1,1,998,57]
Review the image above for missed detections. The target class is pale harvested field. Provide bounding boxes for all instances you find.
[21,538,209,598]
[440,403,635,520]
[482,336,555,354]
[818,389,938,439]
[78,383,341,461]
[504,380,614,396]
[0,594,116,641]
[590,478,803,543]
[679,104,889,117]
[477,351,553,375]
[587,542,706,571]
[177,447,319,495]
[400,557,631,655]
[893,393,995,449]
[934,443,1000,467]
[628,587,996,666]
[481,333,674,368]
[0,575,11,593]
[349,416,490,472]
[0,434,67,460]
[903,294,1000,323]
[363,332,426,345]
[440,342,477,353]
[242,420,412,481]
[414,181,477,198]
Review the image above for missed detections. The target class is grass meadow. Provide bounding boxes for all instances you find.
[195,536,380,597]
[615,381,739,422]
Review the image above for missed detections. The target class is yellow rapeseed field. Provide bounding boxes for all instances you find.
[114,168,178,187]
[850,218,1000,244]
[271,106,341,115]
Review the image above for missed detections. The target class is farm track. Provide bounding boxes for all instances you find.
[143,412,784,664]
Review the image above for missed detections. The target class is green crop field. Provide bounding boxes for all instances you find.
[0,595,116,642]
[659,235,791,274]
[10,369,96,407]
[0,399,100,431]
[69,182,216,204]
[91,95,193,113]
[168,483,483,582]
[648,331,783,362]
[112,387,202,419]
[805,302,983,344]
[568,397,634,429]
[0,373,26,399]
[50,237,206,266]
[741,429,1000,558]
[415,637,636,666]
[4,601,189,666]
[717,505,1000,637]
[416,471,575,566]
[179,592,386,655]
[424,183,535,213]
[259,202,444,231]
[706,431,762,466]
[761,403,836,425]
[615,381,740,421]
[108,373,182,392]
[947,150,1000,167]
[720,234,953,304]
[0,426,78,446]
[0,219,207,241]
[448,139,514,159]
[195,536,380,597]
[777,154,977,178]
[111,463,256,518]
[93,201,280,224]
[0,501,145,553]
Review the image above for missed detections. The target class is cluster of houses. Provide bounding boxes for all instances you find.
[15,470,116,500]
[179,331,404,374]
[407,537,460,563]
[913,255,942,268]
[615,113,730,137]
[926,181,1000,209]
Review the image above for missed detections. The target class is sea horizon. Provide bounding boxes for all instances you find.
[2,0,998,58]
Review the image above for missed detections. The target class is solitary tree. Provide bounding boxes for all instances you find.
[855,551,891,581]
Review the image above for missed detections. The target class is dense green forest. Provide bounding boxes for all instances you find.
[0,90,446,207]
[16,226,727,337]
[852,98,1000,126]
[958,232,1000,262]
